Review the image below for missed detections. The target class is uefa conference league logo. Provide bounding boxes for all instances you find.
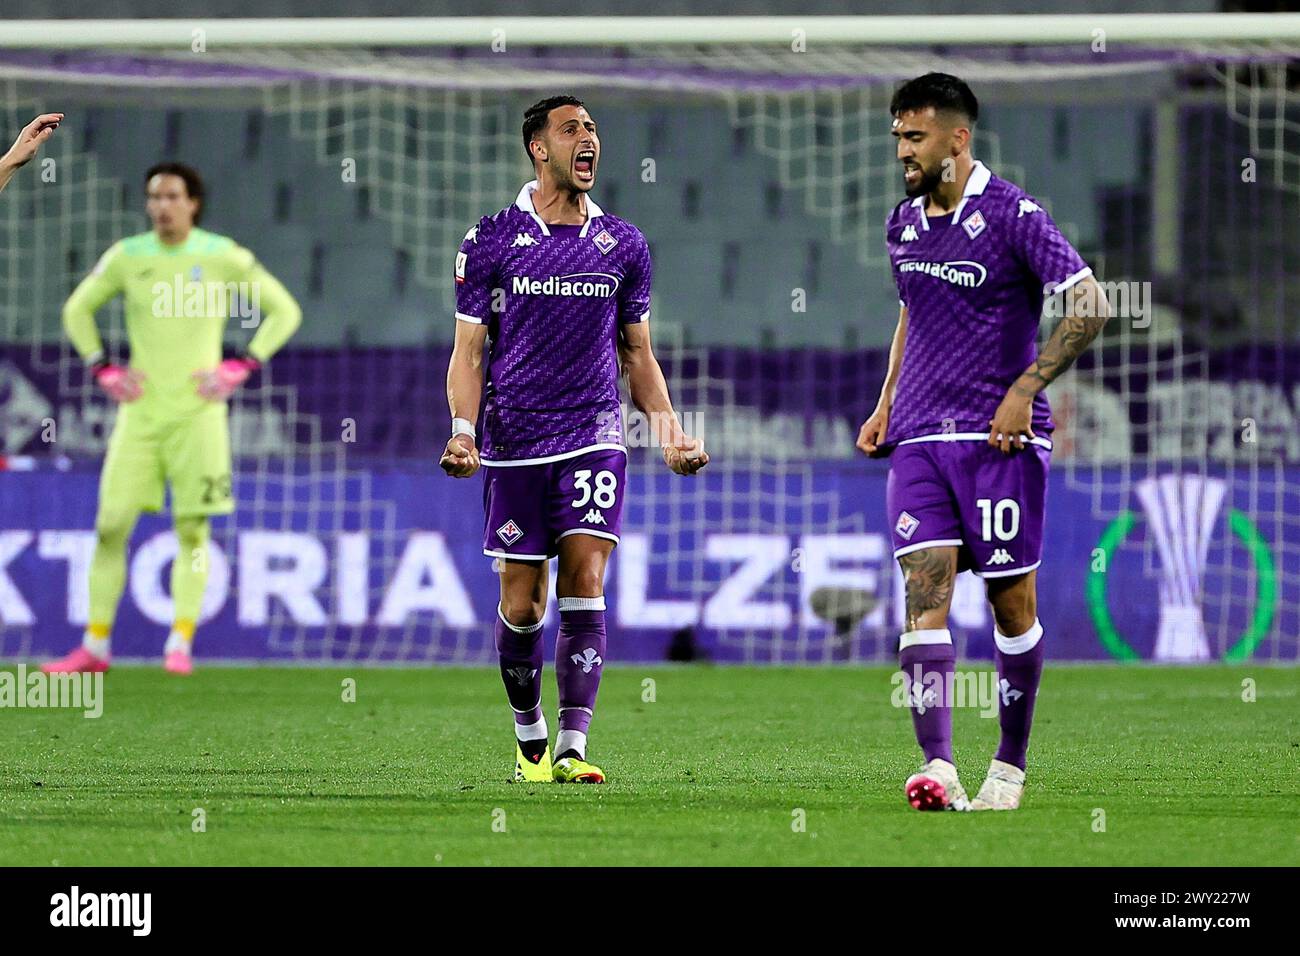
[1137,474,1224,661]
[1089,474,1276,662]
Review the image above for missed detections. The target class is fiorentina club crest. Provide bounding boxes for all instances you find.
[961,209,986,240]
[496,519,524,546]
[592,229,618,255]
[506,666,537,687]
[570,648,603,674]
[895,511,920,541]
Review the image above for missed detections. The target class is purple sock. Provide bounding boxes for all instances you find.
[994,620,1045,771]
[899,634,955,764]
[554,597,606,745]
[495,606,544,728]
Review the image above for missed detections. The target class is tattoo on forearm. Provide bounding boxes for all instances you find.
[1015,283,1109,396]
[899,549,956,630]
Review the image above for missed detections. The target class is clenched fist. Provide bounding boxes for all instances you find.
[663,436,708,476]
[440,434,480,478]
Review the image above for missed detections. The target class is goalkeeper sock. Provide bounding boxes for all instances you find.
[86,507,138,641]
[82,622,111,659]
[993,619,1045,771]
[554,596,606,761]
[170,517,210,645]
[164,619,195,656]
[898,628,956,765]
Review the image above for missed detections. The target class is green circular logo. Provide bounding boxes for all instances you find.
[1087,508,1276,662]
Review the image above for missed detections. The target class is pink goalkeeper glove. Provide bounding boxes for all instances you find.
[192,356,260,401]
[93,363,145,402]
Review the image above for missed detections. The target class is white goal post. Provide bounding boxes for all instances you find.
[1,14,1300,47]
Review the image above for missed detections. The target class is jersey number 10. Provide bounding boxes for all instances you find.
[976,497,1020,542]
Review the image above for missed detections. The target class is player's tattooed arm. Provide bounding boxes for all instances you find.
[440,319,487,478]
[618,321,708,475]
[1014,275,1110,397]
[990,275,1110,453]
[898,547,957,632]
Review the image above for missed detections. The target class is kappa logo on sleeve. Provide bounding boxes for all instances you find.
[1017,199,1042,218]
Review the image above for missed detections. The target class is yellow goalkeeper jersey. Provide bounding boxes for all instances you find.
[63,227,301,421]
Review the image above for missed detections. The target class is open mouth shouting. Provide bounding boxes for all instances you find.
[574,149,596,183]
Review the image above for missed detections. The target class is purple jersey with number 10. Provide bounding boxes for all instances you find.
[454,181,652,464]
[884,160,1091,447]
[882,161,1091,578]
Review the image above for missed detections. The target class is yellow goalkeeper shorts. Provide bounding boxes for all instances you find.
[98,401,234,518]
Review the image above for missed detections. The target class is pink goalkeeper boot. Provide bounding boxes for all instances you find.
[164,650,193,675]
[41,647,110,674]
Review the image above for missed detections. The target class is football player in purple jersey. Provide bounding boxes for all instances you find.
[441,96,707,785]
[856,74,1110,811]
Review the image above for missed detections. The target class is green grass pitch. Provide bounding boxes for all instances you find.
[0,664,1295,866]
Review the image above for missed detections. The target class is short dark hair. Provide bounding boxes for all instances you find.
[889,73,978,125]
[144,162,205,224]
[522,95,586,163]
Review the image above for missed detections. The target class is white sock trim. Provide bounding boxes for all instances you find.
[556,729,588,759]
[163,630,191,655]
[995,618,1043,655]
[558,595,606,612]
[497,604,543,634]
[82,631,111,656]
[898,628,953,650]
[514,716,548,742]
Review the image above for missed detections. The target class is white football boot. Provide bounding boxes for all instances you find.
[904,758,971,812]
[970,759,1025,811]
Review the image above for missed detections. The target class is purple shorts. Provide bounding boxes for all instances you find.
[886,439,1050,578]
[482,448,626,561]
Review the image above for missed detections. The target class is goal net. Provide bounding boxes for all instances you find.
[1,18,1297,663]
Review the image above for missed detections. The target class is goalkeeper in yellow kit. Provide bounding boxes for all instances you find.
[42,163,301,675]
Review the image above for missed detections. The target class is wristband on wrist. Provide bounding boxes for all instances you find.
[452,418,475,439]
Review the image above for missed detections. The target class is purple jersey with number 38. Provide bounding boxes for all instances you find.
[454,181,652,464]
